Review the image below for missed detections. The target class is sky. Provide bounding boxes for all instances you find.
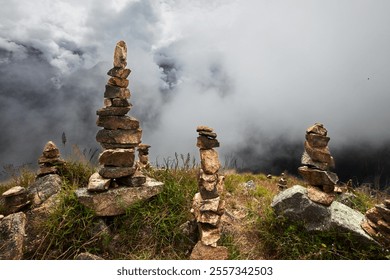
[1,0,390,185]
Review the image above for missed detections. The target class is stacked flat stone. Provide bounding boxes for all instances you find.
[89,40,145,192]
[190,126,227,260]
[136,144,151,170]
[298,123,338,194]
[277,173,287,191]
[37,141,64,177]
[1,186,30,215]
[361,199,390,246]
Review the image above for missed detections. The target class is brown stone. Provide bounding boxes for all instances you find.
[375,205,390,223]
[38,156,64,165]
[216,175,224,194]
[87,172,111,192]
[361,220,378,237]
[199,131,217,139]
[197,136,220,149]
[113,40,127,68]
[104,84,130,99]
[304,141,334,166]
[366,207,382,224]
[108,77,129,88]
[307,186,335,206]
[198,171,219,199]
[198,211,221,226]
[196,126,213,133]
[116,172,147,187]
[104,98,112,107]
[298,166,338,186]
[112,98,131,107]
[99,149,135,167]
[384,199,390,208]
[75,178,163,216]
[305,133,330,148]
[98,167,136,179]
[0,212,26,260]
[306,123,327,136]
[377,219,390,234]
[42,141,60,158]
[139,154,149,164]
[198,223,221,246]
[97,116,139,130]
[100,143,138,149]
[96,129,142,145]
[75,252,105,260]
[190,241,228,260]
[138,143,151,151]
[301,151,330,170]
[107,67,131,79]
[199,197,220,212]
[96,106,131,116]
[2,186,26,197]
[200,149,221,175]
[38,165,58,176]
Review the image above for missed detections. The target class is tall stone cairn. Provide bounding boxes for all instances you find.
[88,40,145,192]
[37,141,64,177]
[190,126,228,260]
[298,123,339,205]
[361,199,390,246]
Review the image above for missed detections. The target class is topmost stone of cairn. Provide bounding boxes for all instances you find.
[113,40,127,68]
[306,123,327,136]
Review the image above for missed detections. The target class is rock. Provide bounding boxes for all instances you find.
[198,223,221,246]
[198,173,219,199]
[377,219,390,234]
[42,141,60,158]
[75,178,163,216]
[104,98,113,107]
[98,167,136,179]
[0,212,26,259]
[384,199,390,208]
[245,180,256,189]
[97,116,139,130]
[307,186,335,206]
[200,196,221,212]
[2,186,26,197]
[107,67,131,79]
[113,40,127,68]
[196,135,220,149]
[200,149,221,175]
[96,129,142,145]
[0,215,4,220]
[75,252,104,260]
[305,133,330,148]
[37,166,58,176]
[96,106,131,116]
[216,175,225,194]
[361,220,377,237]
[27,174,62,206]
[104,84,130,99]
[375,205,390,223]
[365,208,382,223]
[87,172,111,192]
[190,241,228,260]
[304,141,334,165]
[116,172,147,187]
[301,151,330,170]
[99,149,135,167]
[199,131,217,139]
[271,185,376,244]
[336,192,357,207]
[108,76,129,88]
[196,126,213,132]
[267,174,272,179]
[306,123,327,136]
[298,166,338,187]
[198,211,221,226]
[112,98,131,107]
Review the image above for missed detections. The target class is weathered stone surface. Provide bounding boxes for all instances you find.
[298,166,338,186]
[190,241,228,260]
[198,172,219,200]
[2,186,26,197]
[96,106,131,116]
[0,215,4,220]
[200,197,220,212]
[108,76,129,88]
[377,219,390,234]
[96,129,142,145]
[200,149,221,175]
[216,175,224,194]
[198,223,221,246]
[116,172,147,187]
[75,178,163,216]
[138,143,151,152]
[104,84,130,99]
[198,211,221,226]
[199,131,217,139]
[375,205,390,223]
[113,40,127,68]
[87,172,111,192]
[306,123,327,136]
[139,154,149,163]
[97,115,139,130]
[100,143,138,149]
[98,167,136,179]
[107,67,131,79]
[75,252,104,260]
[301,151,329,170]
[197,136,220,149]
[304,141,334,165]
[272,185,376,244]
[27,174,62,206]
[104,98,112,107]
[112,98,131,107]
[37,166,58,176]
[196,126,213,132]
[365,208,382,223]
[99,149,135,167]
[384,199,390,208]
[307,186,335,206]
[38,156,64,165]
[305,133,330,148]
[361,220,377,237]
[42,141,60,158]
[0,212,26,260]
[0,196,30,216]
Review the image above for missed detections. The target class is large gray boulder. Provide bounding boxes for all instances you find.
[27,174,62,206]
[0,212,26,259]
[75,177,163,216]
[271,185,376,244]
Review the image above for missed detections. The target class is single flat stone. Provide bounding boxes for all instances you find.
[307,186,335,206]
[200,149,221,175]
[100,143,138,149]
[301,150,330,170]
[107,67,131,79]
[306,123,327,136]
[96,128,142,145]
[108,77,129,88]
[190,241,228,260]
[298,166,338,186]
[196,126,213,132]
[197,136,220,149]
[304,141,334,166]
[138,143,151,151]
[113,40,127,68]
[75,177,163,216]
[2,186,26,197]
[384,199,390,208]
[38,156,64,165]
[99,149,135,167]
[198,171,219,199]
[27,174,62,206]
[104,84,130,99]
[112,98,131,107]
[199,131,217,139]
[96,106,131,116]
[305,133,330,148]
[361,220,377,237]
[377,219,390,234]
[96,115,139,130]
[116,172,147,187]
[87,172,111,192]
[198,223,221,246]
[365,207,382,223]
[198,211,221,226]
[38,166,58,176]
[375,205,390,223]
[98,167,136,179]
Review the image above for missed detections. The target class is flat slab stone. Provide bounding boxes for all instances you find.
[99,149,135,167]
[104,84,130,99]
[298,166,338,186]
[2,186,26,197]
[75,177,163,216]
[200,149,221,175]
[97,116,139,130]
[307,186,335,206]
[107,67,131,79]
[96,129,142,145]
[96,106,131,116]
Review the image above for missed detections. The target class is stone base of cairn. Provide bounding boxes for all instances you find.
[76,41,162,216]
[190,126,228,260]
[298,123,338,206]
[361,199,390,246]
[37,141,64,177]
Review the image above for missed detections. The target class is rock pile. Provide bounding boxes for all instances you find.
[37,141,64,177]
[361,199,390,246]
[76,41,163,216]
[190,126,227,260]
[136,144,151,170]
[298,123,338,205]
[1,186,30,216]
[277,173,287,191]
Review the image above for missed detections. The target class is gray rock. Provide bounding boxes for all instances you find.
[0,212,26,259]
[75,177,163,216]
[75,252,104,260]
[87,172,111,192]
[27,174,62,206]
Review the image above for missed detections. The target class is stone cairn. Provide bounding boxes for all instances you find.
[88,41,145,192]
[136,144,151,170]
[277,173,287,191]
[190,126,228,260]
[37,141,64,177]
[298,123,338,205]
[1,186,29,216]
[361,199,390,246]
